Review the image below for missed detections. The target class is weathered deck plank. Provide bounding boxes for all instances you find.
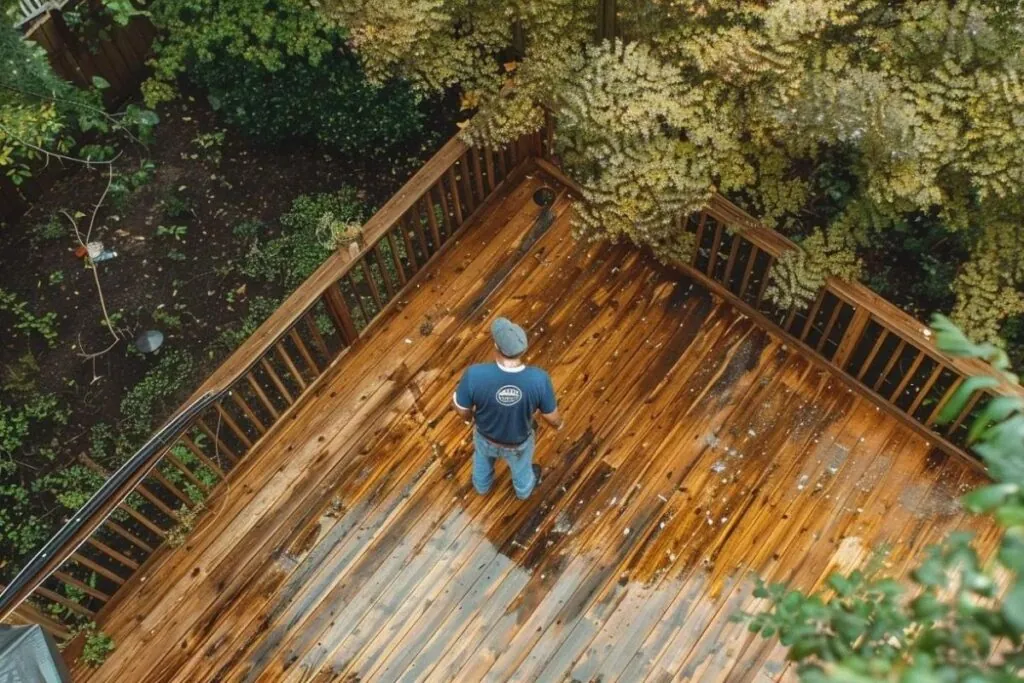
[71,174,995,682]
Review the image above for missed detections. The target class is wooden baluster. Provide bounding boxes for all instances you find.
[889,350,925,403]
[856,329,889,381]
[370,246,396,301]
[754,256,775,309]
[399,216,420,272]
[691,213,708,267]
[180,433,227,479]
[815,300,844,353]
[54,570,110,602]
[103,518,155,554]
[147,467,194,509]
[496,147,507,180]
[80,454,176,518]
[946,391,982,438]
[37,585,94,617]
[706,220,725,278]
[783,303,799,332]
[872,339,906,392]
[925,376,963,428]
[4,594,71,640]
[359,259,383,313]
[341,273,372,330]
[458,156,476,214]
[215,402,253,449]
[738,244,759,299]
[246,372,280,419]
[446,168,465,226]
[833,307,870,369]
[304,314,332,360]
[164,450,209,494]
[470,150,485,202]
[423,196,441,251]
[723,232,741,289]
[197,416,239,464]
[86,536,140,571]
[290,327,322,374]
[484,147,496,191]
[544,110,555,159]
[386,232,408,287]
[407,211,430,261]
[275,343,308,391]
[434,185,453,240]
[323,283,359,346]
[230,390,266,435]
[908,363,945,417]
[117,501,167,538]
[799,289,827,341]
[70,552,125,586]
[508,139,519,166]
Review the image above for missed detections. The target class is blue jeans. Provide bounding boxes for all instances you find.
[472,431,537,499]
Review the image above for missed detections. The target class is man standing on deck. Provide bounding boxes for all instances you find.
[453,317,564,499]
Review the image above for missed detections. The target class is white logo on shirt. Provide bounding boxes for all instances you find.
[495,385,523,406]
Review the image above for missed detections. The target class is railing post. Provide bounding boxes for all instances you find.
[323,284,359,346]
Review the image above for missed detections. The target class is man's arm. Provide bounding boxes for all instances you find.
[453,369,474,423]
[453,392,474,422]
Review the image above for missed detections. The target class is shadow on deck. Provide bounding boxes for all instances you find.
[73,171,994,683]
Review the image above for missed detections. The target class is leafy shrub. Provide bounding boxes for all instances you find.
[145,0,430,161]
[215,295,282,352]
[0,288,59,347]
[0,394,68,458]
[74,622,115,667]
[242,188,367,288]
[119,349,196,447]
[192,50,428,159]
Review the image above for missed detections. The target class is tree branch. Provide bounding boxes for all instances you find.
[0,121,122,168]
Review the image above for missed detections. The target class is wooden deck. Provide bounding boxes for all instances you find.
[73,171,995,682]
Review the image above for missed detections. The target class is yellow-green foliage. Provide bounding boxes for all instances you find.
[768,225,862,311]
[952,224,1024,346]
[0,26,83,183]
[331,0,1024,334]
[560,41,715,258]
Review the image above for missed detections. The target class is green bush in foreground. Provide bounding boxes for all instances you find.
[744,315,1024,681]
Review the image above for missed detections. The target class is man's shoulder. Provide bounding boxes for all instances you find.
[464,363,495,380]
[524,366,552,383]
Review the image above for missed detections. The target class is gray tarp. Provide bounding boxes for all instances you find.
[0,625,70,683]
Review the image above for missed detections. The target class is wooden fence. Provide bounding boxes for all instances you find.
[1,6,155,220]
[0,130,543,640]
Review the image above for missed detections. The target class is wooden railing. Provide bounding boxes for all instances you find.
[677,194,1018,460]
[0,130,542,639]
[534,149,1016,465]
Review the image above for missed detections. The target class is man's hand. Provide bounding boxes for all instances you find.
[541,409,564,431]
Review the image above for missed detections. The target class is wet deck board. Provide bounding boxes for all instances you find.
[73,172,992,682]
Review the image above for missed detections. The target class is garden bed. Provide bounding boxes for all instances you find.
[0,92,453,580]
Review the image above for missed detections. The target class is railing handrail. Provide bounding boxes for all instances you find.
[705,192,1024,399]
[183,136,470,404]
[535,157,1020,400]
[0,391,218,618]
[0,130,516,635]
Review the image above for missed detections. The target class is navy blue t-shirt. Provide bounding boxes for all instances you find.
[454,363,557,445]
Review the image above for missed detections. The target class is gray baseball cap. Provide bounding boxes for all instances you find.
[491,317,528,357]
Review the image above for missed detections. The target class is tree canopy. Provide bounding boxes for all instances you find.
[327,0,1024,347]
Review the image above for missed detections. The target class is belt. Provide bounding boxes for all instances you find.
[476,430,530,449]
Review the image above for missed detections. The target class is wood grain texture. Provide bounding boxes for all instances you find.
[70,176,996,682]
